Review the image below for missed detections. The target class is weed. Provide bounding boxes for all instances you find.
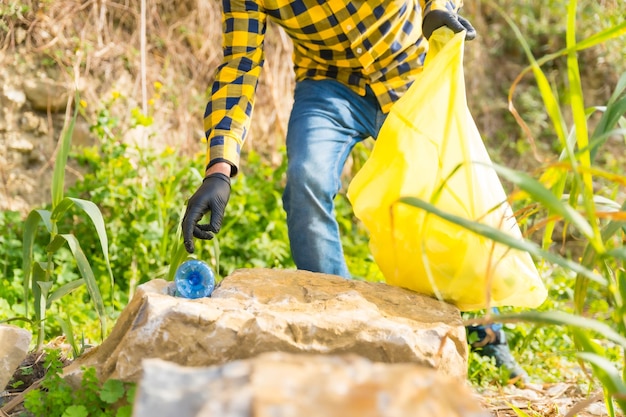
[23,349,134,417]
[21,89,113,352]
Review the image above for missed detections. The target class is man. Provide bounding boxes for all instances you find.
[182,0,526,383]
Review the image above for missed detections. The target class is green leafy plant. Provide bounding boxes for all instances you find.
[211,149,293,274]
[24,349,134,417]
[67,93,297,319]
[399,0,626,412]
[467,348,502,388]
[22,91,114,351]
[69,92,206,302]
[0,210,27,322]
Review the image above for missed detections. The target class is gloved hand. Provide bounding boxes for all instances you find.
[182,173,231,253]
[422,9,476,41]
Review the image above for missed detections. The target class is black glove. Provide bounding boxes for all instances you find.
[182,173,231,253]
[422,9,476,41]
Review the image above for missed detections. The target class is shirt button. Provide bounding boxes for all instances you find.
[346,24,352,30]
[356,47,363,54]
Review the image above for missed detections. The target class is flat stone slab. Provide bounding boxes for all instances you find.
[134,353,488,417]
[0,324,32,391]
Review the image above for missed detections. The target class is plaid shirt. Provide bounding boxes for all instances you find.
[205,0,462,174]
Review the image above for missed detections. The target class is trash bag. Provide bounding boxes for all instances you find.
[347,29,547,311]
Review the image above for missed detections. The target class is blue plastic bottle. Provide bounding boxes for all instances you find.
[174,259,216,299]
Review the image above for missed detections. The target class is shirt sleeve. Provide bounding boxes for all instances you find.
[204,0,267,176]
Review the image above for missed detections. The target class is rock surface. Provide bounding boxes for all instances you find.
[133,353,489,417]
[0,63,93,213]
[65,268,467,383]
[22,78,70,113]
[0,325,32,391]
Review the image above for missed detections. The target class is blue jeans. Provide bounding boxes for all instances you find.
[283,79,387,278]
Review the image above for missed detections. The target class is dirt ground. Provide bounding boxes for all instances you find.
[477,382,616,417]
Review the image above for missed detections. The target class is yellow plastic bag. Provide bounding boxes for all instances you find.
[347,29,547,311]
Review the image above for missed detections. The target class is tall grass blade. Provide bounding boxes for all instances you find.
[566,0,602,251]
[51,197,114,292]
[213,237,221,281]
[574,199,626,314]
[507,404,533,417]
[605,248,626,262]
[558,128,578,162]
[32,262,49,347]
[58,234,107,340]
[51,91,79,208]
[590,72,626,161]
[46,234,67,254]
[572,327,606,362]
[397,196,604,284]
[167,241,190,283]
[589,128,626,160]
[612,72,626,98]
[489,163,594,238]
[68,197,115,293]
[486,311,626,349]
[488,0,568,149]
[50,198,75,221]
[577,352,626,412]
[573,21,626,52]
[22,209,52,317]
[0,317,32,325]
[595,98,626,138]
[504,22,626,107]
[33,264,52,351]
[167,205,193,282]
[46,279,85,308]
[57,315,80,359]
[618,274,626,362]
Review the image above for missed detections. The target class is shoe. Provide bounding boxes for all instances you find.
[479,342,528,384]
[471,328,529,385]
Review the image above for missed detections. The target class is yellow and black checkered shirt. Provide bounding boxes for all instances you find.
[205,0,462,173]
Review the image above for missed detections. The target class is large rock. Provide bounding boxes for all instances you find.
[134,353,489,417]
[0,325,32,391]
[66,269,467,383]
[22,78,69,112]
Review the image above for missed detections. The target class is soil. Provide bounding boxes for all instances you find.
[477,382,614,417]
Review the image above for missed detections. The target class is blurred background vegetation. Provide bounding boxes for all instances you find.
[1,0,625,399]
